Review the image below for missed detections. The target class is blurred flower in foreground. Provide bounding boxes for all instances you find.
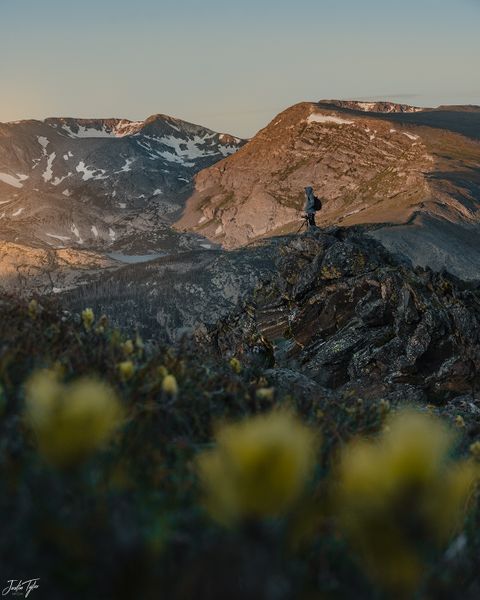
[335,410,477,594]
[255,387,274,401]
[197,410,319,525]
[81,308,95,331]
[162,374,178,397]
[28,299,38,320]
[229,357,242,374]
[118,361,135,381]
[122,339,134,356]
[25,370,123,468]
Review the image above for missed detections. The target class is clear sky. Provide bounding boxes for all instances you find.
[0,0,479,137]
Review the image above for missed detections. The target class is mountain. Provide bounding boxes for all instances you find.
[0,114,243,248]
[175,100,480,279]
[0,113,244,290]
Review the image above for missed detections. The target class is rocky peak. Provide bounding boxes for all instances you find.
[175,101,433,247]
[213,228,480,405]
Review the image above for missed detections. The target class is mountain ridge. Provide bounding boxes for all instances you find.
[175,100,480,280]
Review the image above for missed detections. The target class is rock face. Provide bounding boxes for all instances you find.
[212,228,480,404]
[175,101,480,279]
[0,240,117,294]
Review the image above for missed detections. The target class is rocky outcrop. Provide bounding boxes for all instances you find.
[0,240,117,294]
[212,228,480,405]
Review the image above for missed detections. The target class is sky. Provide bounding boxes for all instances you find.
[0,0,479,138]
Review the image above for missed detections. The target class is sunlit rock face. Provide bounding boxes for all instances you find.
[175,101,480,280]
[0,240,117,294]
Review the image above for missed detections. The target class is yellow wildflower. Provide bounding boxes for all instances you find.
[335,410,477,594]
[229,357,242,374]
[28,299,38,320]
[81,308,95,331]
[455,415,466,428]
[378,398,390,417]
[197,409,319,525]
[255,387,274,401]
[135,333,144,354]
[97,314,109,330]
[157,365,169,378]
[118,361,135,381]
[162,374,178,396]
[25,370,123,468]
[122,340,134,356]
[470,441,480,460]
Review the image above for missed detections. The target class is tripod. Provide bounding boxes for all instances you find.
[294,214,312,234]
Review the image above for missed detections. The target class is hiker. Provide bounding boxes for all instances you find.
[304,186,322,228]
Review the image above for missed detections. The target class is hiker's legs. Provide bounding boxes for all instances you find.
[308,213,316,228]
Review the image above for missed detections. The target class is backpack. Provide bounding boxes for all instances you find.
[314,196,322,211]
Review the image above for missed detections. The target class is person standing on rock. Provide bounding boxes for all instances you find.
[304,186,322,228]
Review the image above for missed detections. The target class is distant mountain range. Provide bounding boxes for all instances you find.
[0,113,245,292]
[0,113,243,249]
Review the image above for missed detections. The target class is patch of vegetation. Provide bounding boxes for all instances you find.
[2,293,480,599]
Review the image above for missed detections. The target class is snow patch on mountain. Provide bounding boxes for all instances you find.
[71,223,84,244]
[62,125,114,139]
[218,144,240,157]
[47,233,71,242]
[37,136,49,149]
[118,158,135,173]
[53,173,71,186]
[307,114,354,126]
[158,149,195,167]
[42,153,56,183]
[403,132,420,141]
[159,134,221,160]
[76,161,108,181]
[0,173,28,188]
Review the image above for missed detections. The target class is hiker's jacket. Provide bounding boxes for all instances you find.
[304,187,317,213]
